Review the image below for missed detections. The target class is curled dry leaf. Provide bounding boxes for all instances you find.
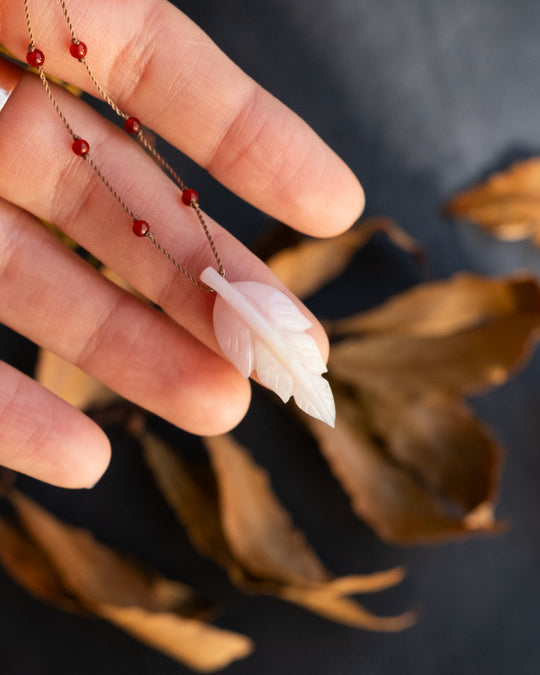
[142,431,414,631]
[4,490,252,672]
[279,567,411,632]
[35,349,116,411]
[305,273,540,543]
[444,157,540,242]
[305,390,499,543]
[266,216,422,300]
[330,273,540,339]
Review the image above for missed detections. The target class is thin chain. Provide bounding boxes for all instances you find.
[32,57,138,221]
[57,0,126,118]
[82,61,127,119]
[193,204,224,275]
[36,67,75,137]
[23,0,226,291]
[23,0,35,49]
[84,155,138,219]
[146,233,207,289]
[137,133,186,191]
[56,0,225,279]
[57,0,76,38]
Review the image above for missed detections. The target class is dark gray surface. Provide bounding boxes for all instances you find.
[2,1,540,673]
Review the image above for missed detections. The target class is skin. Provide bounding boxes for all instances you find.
[0,0,364,488]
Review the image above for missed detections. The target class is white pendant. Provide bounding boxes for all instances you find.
[200,267,335,427]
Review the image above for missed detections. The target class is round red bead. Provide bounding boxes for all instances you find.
[26,49,45,68]
[70,41,87,59]
[132,220,149,237]
[181,189,199,206]
[124,117,142,135]
[72,138,90,156]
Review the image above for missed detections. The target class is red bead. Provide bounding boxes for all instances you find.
[124,116,142,135]
[69,41,87,59]
[181,189,199,206]
[72,138,90,156]
[132,220,149,237]
[26,49,45,68]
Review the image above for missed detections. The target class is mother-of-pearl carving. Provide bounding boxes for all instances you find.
[200,267,335,427]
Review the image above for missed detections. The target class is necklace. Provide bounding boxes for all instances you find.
[23,0,336,427]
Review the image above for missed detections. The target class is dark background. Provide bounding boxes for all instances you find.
[2,0,540,673]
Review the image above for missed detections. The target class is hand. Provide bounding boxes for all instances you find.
[0,0,364,488]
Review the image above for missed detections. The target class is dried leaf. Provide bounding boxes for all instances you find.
[204,434,330,586]
[330,273,540,339]
[100,605,252,672]
[0,515,81,613]
[8,491,252,671]
[267,217,422,300]
[445,158,540,241]
[142,432,241,575]
[279,568,416,632]
[306,273,540,543]
[329,313,540,398]
[305,391,500,543]
[361,392,498,511]
[143,432,412,631]
[35,349,116,411]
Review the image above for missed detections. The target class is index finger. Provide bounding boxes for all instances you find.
[0,0,364,236]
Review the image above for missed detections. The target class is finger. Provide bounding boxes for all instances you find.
[0,69,330,362]
[0,0,364,236]
[0,198,251,435]
[0,361,110,488]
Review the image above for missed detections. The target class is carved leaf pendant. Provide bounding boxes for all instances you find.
[200,267,335,427]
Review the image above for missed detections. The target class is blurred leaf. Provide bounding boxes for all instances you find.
[267,217,422,299]
[445,158,540,241]
[5,491,252,671]
[327,274,540,396]
[279,567,413,632]
[0,515,81,613]
[35,349,116,411]
[304,273,540,543]
[330,273,540,339]
[204,434,330,586]
[143,432,413,631]
[305,389,500,543]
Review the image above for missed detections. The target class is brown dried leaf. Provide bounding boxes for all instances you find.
[329,313,540,398]
[267,217,422,299]
[308,274,540,543]
[444,158,540,241]
[142,432,241,575]
[100,605,252,672]
[143,432,412,631]
[278,567,416,632]
[330,273,540,339]
[360,391,498,512]
[8,491,252,671]
[0,515,81,613]
[204,434,330,586]
[305,390,500,543]
[35,349,116,411]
